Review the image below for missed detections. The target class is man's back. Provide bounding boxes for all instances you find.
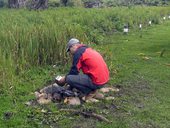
[77,47,109,85]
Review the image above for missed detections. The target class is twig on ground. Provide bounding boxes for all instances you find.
[60,109,111,123]
[160,49,166,57]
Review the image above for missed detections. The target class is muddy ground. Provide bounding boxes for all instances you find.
[26,77,153,128]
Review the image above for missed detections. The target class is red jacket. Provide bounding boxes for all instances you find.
[68,45,109,85]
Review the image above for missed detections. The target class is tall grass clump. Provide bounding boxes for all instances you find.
[0,6,169,95]
[0,6,170,76]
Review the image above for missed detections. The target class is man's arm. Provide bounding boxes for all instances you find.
[68,46,87,75]
[55,76,66,86]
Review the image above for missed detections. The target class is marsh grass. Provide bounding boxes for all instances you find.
[0,7,170,69]
[0,7,170,127]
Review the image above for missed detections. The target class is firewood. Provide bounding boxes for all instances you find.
[60,109,111,123]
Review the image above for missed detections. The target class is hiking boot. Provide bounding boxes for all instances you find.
[94,92,104,99]
[84,90,97,101]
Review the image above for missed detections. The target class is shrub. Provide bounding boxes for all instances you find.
[67,0,83,7]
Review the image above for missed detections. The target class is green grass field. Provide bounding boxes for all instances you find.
[0,8,170,128]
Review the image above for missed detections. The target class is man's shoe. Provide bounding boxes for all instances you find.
[94,92,104,99]
[84,90,97,100]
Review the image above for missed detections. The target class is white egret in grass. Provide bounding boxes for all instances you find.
[139,24,142,29]
[123,25,129,34]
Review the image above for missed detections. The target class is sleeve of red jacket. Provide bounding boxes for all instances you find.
[67,46,87,75]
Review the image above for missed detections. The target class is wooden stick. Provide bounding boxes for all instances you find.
[160,49,166,57]
[60,109,111,123]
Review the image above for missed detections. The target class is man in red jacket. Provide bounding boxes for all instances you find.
[56,38,109,99]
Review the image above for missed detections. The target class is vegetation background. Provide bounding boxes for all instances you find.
[0,0,170,128]
[1,0,170,8]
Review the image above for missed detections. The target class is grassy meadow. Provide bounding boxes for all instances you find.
[0,6,170,128]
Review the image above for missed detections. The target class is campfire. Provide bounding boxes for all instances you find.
[26,82,120,106]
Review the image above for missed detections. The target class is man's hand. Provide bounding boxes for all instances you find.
[55,76,66,86]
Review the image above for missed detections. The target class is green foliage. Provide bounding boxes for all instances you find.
[1,3,170,128]
[82,0,169,7]
[0,7,169,75]
[68,0,83,7]
[0,17,170,128]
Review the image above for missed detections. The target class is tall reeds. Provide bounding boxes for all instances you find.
[0,6,170,74]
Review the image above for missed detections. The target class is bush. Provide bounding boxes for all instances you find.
[67,0,83,7]
[48,1,60,8]
[0,6,170,71]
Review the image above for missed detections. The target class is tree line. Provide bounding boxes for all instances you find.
[0,0,169,9]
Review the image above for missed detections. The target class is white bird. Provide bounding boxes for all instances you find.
[139,24,142,29]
